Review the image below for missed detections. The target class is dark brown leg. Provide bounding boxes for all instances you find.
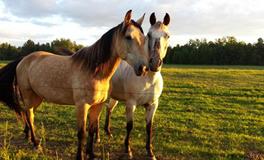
[24,123,30,140]
[76,103,89,160]
[124,102,136,159]
[146,122,154,157]
[104,109,112,137]
[87,122,96,159]
[125,120,133,157]
[95,115,100,143]
[145,102,158,160]
[104,99,118,138]
[77,127,86,160]
[87,104,104,159]
[21,111,30,140]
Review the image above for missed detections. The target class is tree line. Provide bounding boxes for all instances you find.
[164,37,264,65]
[0,38,83,60]
[0,37,264,65]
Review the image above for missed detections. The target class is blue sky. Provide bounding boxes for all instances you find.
[0,0,264,46]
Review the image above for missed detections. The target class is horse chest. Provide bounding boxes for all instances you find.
[85,81,110,105]
[126,76,163,105]
[110,70,164,105]
[136,83,162,105]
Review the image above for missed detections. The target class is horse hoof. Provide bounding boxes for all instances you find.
[127,151,133,159]
[95,138,101,143]
[88,153,100,160]
[33,139,41,146]
[33,145,43,153]
[105,130,113,139]
[76,151,85,160]
[24,134,30,140]
[108,133,113,139]
[148,155,156,160]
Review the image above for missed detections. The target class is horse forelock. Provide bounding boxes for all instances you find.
[152,21,164,30]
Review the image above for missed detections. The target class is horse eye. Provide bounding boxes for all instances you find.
[125,36,132,40]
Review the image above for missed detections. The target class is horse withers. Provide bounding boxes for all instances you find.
[0,10,148,160]
[103,13,170,160]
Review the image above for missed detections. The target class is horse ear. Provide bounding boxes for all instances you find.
[123,10,132,28]
[150,12,156,26]
[163,13,170,26]
[136,13,145,26]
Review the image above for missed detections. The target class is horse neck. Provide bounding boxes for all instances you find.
[95,32,123,80]
[97,55,121,80]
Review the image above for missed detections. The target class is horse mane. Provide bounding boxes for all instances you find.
[71,23,122,73]
[71,20,144,74]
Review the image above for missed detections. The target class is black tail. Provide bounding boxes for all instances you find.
[0,58,23,116]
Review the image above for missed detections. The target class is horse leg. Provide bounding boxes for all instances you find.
[76,103,90,160]
[18,82,42,146]
[95,115,101,143]
[24,108,40,148]
[23,122,30,140]
[87,103,104,159]
[95,106,104,143]
[124,101,136,159]
[22,111,30,140]
[22,92,42,149]
[104,99,118,138]
[145,101,158,160]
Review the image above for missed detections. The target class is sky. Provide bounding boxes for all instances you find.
[0,0,264,47]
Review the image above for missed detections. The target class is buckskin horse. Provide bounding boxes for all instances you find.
[0,10,149,159]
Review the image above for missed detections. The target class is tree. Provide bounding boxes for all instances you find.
[0,43,19,60]
[51,38,83,54]
[21,39,36,57]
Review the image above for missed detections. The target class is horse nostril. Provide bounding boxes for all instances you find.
[138,64,148,75]
[139,64,143,71]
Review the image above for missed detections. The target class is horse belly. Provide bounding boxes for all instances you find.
[38,88,74,105]
[109,89,127,101]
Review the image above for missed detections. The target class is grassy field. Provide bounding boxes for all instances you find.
[0,62,264,159]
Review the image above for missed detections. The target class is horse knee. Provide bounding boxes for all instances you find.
[125,105,136,122]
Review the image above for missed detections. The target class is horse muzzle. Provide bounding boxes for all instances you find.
[149,57,162,72]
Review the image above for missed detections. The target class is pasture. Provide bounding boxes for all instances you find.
[0,62,264,159]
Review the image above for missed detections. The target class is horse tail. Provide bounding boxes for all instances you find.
[0,58,23,116]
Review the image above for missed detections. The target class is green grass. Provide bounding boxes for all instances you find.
[0,61,9,68]
[0,63,264,159]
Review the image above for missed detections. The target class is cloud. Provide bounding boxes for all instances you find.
[1,0,264,46]
[2,0,57,17]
